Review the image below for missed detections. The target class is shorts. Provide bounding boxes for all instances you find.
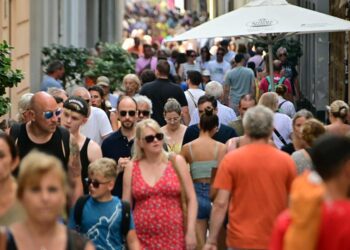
[194,182,211,220]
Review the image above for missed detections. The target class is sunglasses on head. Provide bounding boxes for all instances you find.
[138,110,150,116]
[143,133,164,143]
[43,109,62,119]
[85,178,110,188]
[119,110,136,117]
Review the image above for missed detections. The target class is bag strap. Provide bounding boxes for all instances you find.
[73,195,90,232]
[186,90,198,108]
[278,100,288,109]
[273,128,287,146]
[121,201,131,243]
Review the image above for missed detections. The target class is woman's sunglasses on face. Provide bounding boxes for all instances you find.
[143,133,164,143]
[43,108,62,119]
[85,178,110,188]
[138,110,150,117]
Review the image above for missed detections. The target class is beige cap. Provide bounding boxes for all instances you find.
[96,76,110,87]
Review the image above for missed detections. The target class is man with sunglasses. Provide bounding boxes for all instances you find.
[134,95,153,122]
[10,91,83,204]
[101,96,138,198]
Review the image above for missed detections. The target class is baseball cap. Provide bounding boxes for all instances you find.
[96,76,110,87]
[202,69,210,76]
[63,96,89,117]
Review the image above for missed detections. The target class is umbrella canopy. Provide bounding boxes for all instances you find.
[172,0,350,41]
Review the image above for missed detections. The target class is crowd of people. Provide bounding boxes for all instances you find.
[1,27,350,250]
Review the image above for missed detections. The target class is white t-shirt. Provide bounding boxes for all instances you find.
[278,96,296,118]
[81,107,113,145]
[185,88,205,123]
[273,112,292,149]
[207,60,231,84]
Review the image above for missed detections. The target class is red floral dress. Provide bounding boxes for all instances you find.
[132,160,185,250]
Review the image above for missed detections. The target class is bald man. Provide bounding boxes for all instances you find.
[10,91,83,204]
[72,87,113,145]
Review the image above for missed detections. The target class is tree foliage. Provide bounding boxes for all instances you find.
[42,45,90,87]
[0,41,24,116]
[85,43,135,90]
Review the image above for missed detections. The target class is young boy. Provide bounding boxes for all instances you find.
[69,158,140,250]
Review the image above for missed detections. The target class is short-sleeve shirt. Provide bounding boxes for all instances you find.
[207,60,231,84]
[214,144,296,249]
[68,196,135,250]
[140,78,188,126]
[81,107,113,145]
[41,75,63,91]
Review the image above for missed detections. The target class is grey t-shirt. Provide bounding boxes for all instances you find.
[224,66,254,107]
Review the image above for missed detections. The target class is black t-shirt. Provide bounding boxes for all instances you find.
[139,78,188,126]
[182,124,237,145]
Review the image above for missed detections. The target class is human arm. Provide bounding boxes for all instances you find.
[87,140,102,163]
[68,135,83,206]
[178,64,184,81]
[174,154,198,249]
[223,83,230,107]
[122,160,134,207]
[210,144,228,200]
[126,230,141,250]
[109,111,121,131]
[84,241,96,250]
[181,106,191,126]
[204,189,230,249]
[180,144,191,164]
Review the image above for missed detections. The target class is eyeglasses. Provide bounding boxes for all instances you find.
[138,110,151,117]
[165,116,180,123]
[278,53,287,57]
[85,178,110,188]
[43,109,61,119]
[119,110,136,117]
[143,133,164,143]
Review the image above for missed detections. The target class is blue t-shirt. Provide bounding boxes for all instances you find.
[41,75,63,91]
[68,196,135,250]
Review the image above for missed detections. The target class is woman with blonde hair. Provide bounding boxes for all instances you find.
[122,74,141,97]
[5,151,95,249]
[325,100,350,136]
[291,118,326,174]
[161,98,187,154]
[123,119,197,249]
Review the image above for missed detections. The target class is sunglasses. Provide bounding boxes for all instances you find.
[43,109,61,119]
[85,178,110,188]
[143,133,164,143]
[138,110,151,116]
[279,53,287,57]
[119,110,136,117]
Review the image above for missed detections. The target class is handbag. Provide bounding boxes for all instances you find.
[168,154,204,250]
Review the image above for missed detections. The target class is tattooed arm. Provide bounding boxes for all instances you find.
[68,134,83,206]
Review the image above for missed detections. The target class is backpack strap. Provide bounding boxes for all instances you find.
[266,76,273,92]
[121,201,131,243]
[73,195,90,233]
[58,126,70,163]
[278,76,286,85]
[186,90,198,108]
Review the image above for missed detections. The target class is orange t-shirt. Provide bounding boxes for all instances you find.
[214,144,296,249]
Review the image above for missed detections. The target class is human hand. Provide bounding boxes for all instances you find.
[185,231,197,250]
[117,157,131,173]
[202,243,217,250]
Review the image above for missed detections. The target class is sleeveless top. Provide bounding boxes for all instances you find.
[189,142,219,180]
[166,143,182,154]
[13,124,68,173]
[80,138,91,194]
[6,228,88,250]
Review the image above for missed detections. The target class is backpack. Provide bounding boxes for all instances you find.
[73,195,131,245]
[266,76,286,92]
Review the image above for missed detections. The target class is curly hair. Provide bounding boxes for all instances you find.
[301,118,326,146]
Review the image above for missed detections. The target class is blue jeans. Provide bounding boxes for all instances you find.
[194,183,211,220]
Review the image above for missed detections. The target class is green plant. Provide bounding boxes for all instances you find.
[85,43,135,90]
[0,41,24,116]
[42,45,90,87]
[255,38,303,66]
